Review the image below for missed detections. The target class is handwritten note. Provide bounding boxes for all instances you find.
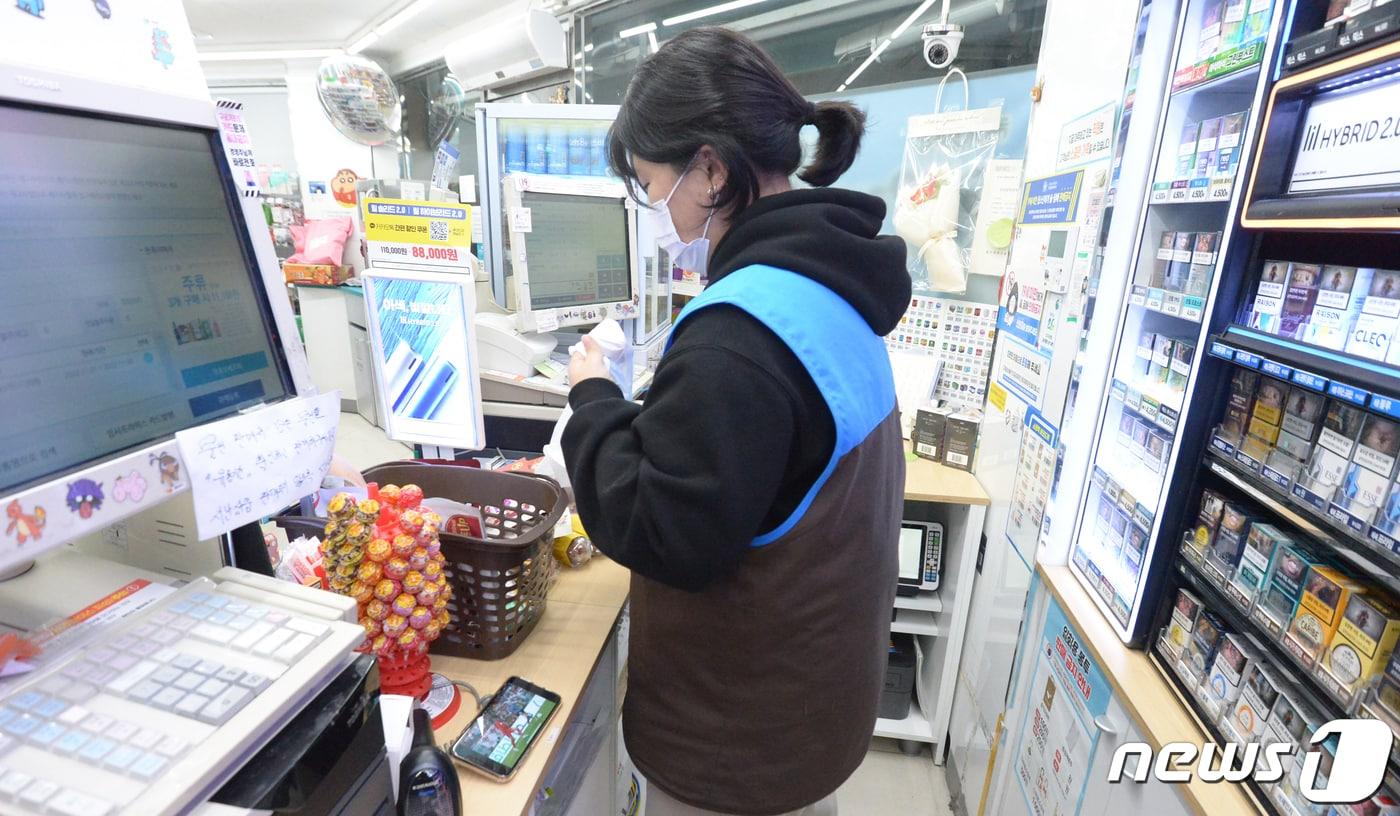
[177,392,341,539]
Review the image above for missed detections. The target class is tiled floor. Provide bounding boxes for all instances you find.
[333,413,955,816]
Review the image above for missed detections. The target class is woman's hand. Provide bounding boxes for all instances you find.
[569,336,612,386]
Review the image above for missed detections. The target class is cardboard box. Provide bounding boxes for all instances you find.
[1286,565,1366,664]
[912,406,951,461]
[1282,387,1325,440]
[942,411,980,471]
[1280,263,1321,340]
[1325,593,1400,697]
[1319,399,1367,458]
[1252,377,1287,427]
[283,263,352,285]
[1215,111,1249,178]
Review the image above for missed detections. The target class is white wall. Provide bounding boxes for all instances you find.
[944,0,1141,807]
[286,63,377,219]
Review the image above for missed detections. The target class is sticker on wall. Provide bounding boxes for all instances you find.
[65,479,104,519]
[112,471,147,503]
[150,451,181,493]
[15,0,44,18]
[150,25,174,69]
[5,501,45,544]
[309,181,328,195]
[332,169,360,208]
[92,0,111,18]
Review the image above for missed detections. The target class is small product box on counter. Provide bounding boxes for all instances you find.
[942,410,981,472]
[1321,593,1400,699]
[912,406,951,461]
[1285,566,1366,666]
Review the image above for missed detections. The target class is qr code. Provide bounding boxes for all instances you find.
[429,220,449,242]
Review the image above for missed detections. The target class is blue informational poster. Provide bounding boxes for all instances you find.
[363,270,484,450]
[1019,171,1084,225]
[1014,594,1112,816]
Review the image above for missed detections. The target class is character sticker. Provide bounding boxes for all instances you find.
[112,471,148,503]
[5,501,45,544]
[66,479,105,519]
[151,451,182,492]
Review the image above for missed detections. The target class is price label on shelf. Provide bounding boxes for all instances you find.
[1262,359,1294,380]
[1327,381,1370,406]
[1163,293,1184,315]
[1292,369,1328,392]
[1210,179,1233,200]
[1188,178,1211,201]
[1182,297,1205,321]
[1226,582,1253,611]
[1158,404,1179,433]
[1151,183,1172,204]
[1293,482,1330,513]
[1235,449,1263,472]
[1260,464,1293,491]
[1210,434,1237,457]
[1370,394,1400,421]
[1328,503,1370,534]
[1234,351,1262,369]
[1139,395,1160,422]
[1130,286,1148,306]
[1209,341,1236,360]
[1168,181,1190,202]
[1146,288,1166,311]
[1369,527,1400,555]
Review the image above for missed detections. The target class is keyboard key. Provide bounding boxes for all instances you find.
[192,623,236,645]
[104,744,142,771]
[253,629,292,656]
[0,735,15,758]
[215,666,244,684]
[149,611,175,626]
[9,691,42,711]
[130,640,160,657]
[3,715,39,737]
[171,653,199,670]
[226,601,248,614]
[264,611,290,625]
[38,677,67,696]
[57,706,89,726]
[109,635,137,651]
[189,591,211,603]
[129,729,163,750]
[174,672,204,692]
[208,610,234,625]
[128,679,162,703]
[153,647,179,663]
[48,788,114,816]
[227,616,255,632]
[62,663,95,682]
[169,600,194,614]
[170,617,195,632]
[81,713,115,733]
[232,621,274,650]
[155,735,188,757]
[238,673,269,692]
[152,629,182,645]
[199,686,251,725]
[196,678,228,698]
[53,730,90,755]
[129,753,166,780]
[34,697,67,719]
[79,737,117,762]
[0,709,12,727]
[150,687,185,710]
[187,606,212,620]
[84,648,116,665]
[107,660,158,694]
[108,653,138,673]
[245,606,269,619]
[205,595,229,609]
[0,770,33,796]
[58,682,96,704]
[132,623,158,638]
[105,721,138,742]
[287,618,329,637]
[275,633,316,662]
[194,660,222,676]
[87,668,117,686]
[175,694,210,717]
[151,665,182,685]
[18,778,59,807]
[28,722,66,747]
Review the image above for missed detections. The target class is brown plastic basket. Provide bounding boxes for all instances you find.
[274,461,564,660]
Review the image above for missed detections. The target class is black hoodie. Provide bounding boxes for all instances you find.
[562,188,910,591]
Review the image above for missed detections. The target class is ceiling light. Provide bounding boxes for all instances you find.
[618,21,657,37]
[348,32,380,54]
[662,0,768,26]
[197,49,343,62]
[376,0,429,36]
[839,36,891,90]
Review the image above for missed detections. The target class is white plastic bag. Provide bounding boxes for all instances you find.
[541,320,632,490]
[894,69,1003,295]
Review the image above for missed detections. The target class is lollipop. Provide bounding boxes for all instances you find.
[365,599,390,621]
[399,485,424,508]
[336,560,358,579]
[433,596,449,614]
[396,629,421,652]
[424,562,443,582]
[374,579,401,603]
[323,520,340,540]
[370,635,389,655]
[424,620,443,641]
[349,580,373,605]
[345,521,370,545]
[399,509,425,535]
[384,557,410,581]
[392,592,417,618]
[435,609,451,627]
[378,484,402,508]
[403,570,425,595]
[326,493,355,519]
[417,581,441,607]
[383,613,408,637]
[409,606,433,629]
[408,548,429,572]
[392,535,416,559]
[366,538,392,564]
[355,499,381,524]
[357,560,383,584]
[362,618,382,638]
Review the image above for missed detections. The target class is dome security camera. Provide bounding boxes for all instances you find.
[922,23,964,70]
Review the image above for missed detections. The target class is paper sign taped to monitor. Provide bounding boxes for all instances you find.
[177,391,340,539]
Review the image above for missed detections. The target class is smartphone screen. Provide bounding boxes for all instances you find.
[451,678,560,779]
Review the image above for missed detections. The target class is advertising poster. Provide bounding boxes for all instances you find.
[363,270,484,450]
[1019,171,1084,226]
[996,335,1052,410]
[1015,597,1112,816]
[1056,103,1117,171]
[1007,408,1060,558]
[361,198,473,270]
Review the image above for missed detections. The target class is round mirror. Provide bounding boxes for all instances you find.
[315,55,402,146]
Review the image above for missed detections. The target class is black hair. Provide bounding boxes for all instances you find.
[607,26,866,217]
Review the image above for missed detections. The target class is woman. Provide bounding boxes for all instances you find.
[564,27,910,816]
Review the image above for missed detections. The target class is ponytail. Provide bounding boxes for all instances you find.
[798,100,866,188]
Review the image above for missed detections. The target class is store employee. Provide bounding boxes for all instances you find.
[565,27,910,816]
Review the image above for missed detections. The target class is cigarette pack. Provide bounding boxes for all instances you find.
[1211,502,1255,568]
[1276,428,1315,463]
[1185,610,1227,680]
[942,410,980,471]
[1250,260,1291,333]
[1347,311,1396,361]
[1192,232,1221,268]
[1215,111,1249,178]
[1145,430,1170,473]
[1168,340,1194,391]
[1135,330,1156,377]
[1262,681,1327,747]
[1194,118,1223,180]
[1247,414,1281,445]
[1259,543,1326,627]
[1375,482,1400,537]
[1164,588,1204,658]
[1218,404,1251,444]
[1364,268,1400,318]
[1336,462,1391,522]
[1229,369,1260,411]
[1219,0,1249,48]
[1281,387,1325,440]
[1286,566,1366,664]
[1167,232,1195,292]
[1205,632,1260,718]
[1199,0,1226,58]
[1252,377,1287,427]
[1264,448,1305,484]
[1232,663,1283,739]
[912,405,952,461]
[1324,593,1400,698]
[1177,121,1201,179]
[1319,399,1366,458]
[1280,263,1321,339]
[1302,445,1350,494]
[1199,488,1228,526]
[1151,335,1175,384]
[1356,414,1400,476]
[1152,232,1176,288]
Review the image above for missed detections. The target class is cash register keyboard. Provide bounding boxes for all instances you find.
[0,573,364,816]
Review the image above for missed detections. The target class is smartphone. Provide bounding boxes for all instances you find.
[449,676,561,782]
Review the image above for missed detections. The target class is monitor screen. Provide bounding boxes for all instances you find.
[520,191,631,310]
[0,103,290,495]
[898,525,924,582]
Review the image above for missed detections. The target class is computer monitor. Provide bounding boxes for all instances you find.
[502,174,640,332]
[0,99,296,567]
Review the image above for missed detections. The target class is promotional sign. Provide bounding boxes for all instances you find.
[214,99,260,197]
[1015,596,1112,816]
[998,263,1048,349]
[363,269,485,450]
[970,159,1025,278]
[1007,408,1060,559]
[361,198,473,270]
[432,141,461,192]
[997,335,1052,410]
[1019,171,1084,226]
[1289,74,1400,194]
[1056,103,1117,170]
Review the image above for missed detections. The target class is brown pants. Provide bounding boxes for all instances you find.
[646,785,839,816]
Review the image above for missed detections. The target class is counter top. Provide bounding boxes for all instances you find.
[431,556,630,816]
[1038,564,1261,815]
[291,282,363,294]
[903,443,990,506]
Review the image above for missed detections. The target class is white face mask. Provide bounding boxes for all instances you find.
[648,167,714,275]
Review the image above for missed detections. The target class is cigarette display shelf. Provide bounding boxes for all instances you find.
[1112,376,1184,435]
[1210,323,1400,407]
[1129,284,1207,324]
[1204,447,1400,598]
[1171,39,1267,96]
